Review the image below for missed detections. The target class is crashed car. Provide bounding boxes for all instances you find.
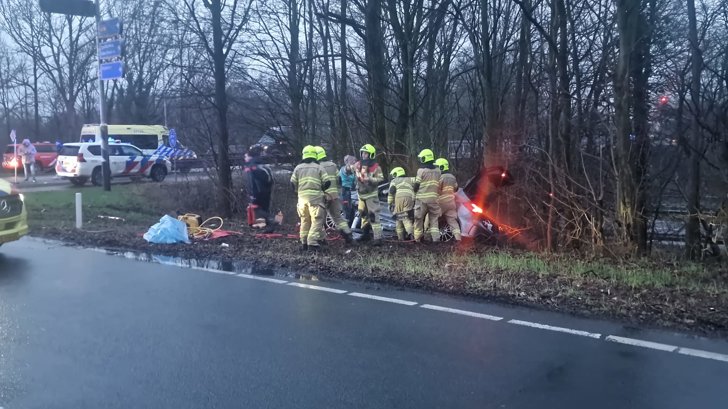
[327,166,513,241]
[445,165,514,242]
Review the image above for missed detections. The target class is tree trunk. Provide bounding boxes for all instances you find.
[288,0,304,145]
[364,0,387,158]
[614,0,639,252]
[514,0,531,146]
[685,0,703,259]
[339,0,351,151]
[210,0,234,216]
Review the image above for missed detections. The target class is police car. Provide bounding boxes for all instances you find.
[55,142,171,186]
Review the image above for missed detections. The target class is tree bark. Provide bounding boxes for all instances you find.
[685,0,703,259]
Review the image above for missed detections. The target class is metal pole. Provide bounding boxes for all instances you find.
[13,142,17,184]
[75,192,83,229]
[95,0,111,191]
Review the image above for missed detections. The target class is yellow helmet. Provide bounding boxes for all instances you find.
[390,167,405,178]
[314,146,326,161]
[360,144,376,157]
[302,145,318,160]
[418,149,434,163]
[434,158,449,172]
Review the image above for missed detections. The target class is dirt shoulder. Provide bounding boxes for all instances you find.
[31,220,728,339]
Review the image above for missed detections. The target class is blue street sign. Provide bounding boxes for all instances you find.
[100,61,124,81]
[169,129,177,148]
[98,18,121,38]
[98,39,123,60]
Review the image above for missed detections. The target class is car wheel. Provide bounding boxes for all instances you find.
[150,164,167,182]
[70,177,87,186]
[35,163,43,173]
[91,167,102,186]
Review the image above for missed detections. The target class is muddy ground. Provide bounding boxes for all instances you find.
[31,217,728,340]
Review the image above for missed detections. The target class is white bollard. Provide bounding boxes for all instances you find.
[75,192,82,229]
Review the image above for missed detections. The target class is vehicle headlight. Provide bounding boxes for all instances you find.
[19,193,25,202]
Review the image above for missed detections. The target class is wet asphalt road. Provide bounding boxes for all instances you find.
[1,238,727,409]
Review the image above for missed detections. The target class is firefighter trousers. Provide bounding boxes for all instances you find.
[325,197,352,234]
[393,196,415,240]
[414,200,441,242]
[297,201,325,246]
[358,196,382,240]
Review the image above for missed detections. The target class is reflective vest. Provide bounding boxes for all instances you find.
[438,173,458,205]
[415,166,441,202]
[319,160,340,199]
[290,162,326,204]
[388,176,415,206]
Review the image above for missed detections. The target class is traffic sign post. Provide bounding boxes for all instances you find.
[40,0,124,191]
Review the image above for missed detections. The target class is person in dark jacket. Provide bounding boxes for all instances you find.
[244,147,275,232]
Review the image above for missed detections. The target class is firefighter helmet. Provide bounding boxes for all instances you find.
[360,144,376,157]
[390,167,406,178]
[435,158,449,172]
[314,146,326,161]
[302,145,318,160]
[418,149,435,163]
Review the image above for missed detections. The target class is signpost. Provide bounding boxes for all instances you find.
[39,0,120,191]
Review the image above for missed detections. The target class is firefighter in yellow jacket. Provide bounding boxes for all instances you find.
[435,158,461,242]
[291,145,330,250]
[414,149,441,242]
[355,144,384,245]
[315,146,353,244]
[388,167,415,241]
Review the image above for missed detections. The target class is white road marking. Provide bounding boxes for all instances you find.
[286,282,348,294]
[420,304,503,321]
[237,273,288,284]
[508,319,602,339]
[677,348,728,363]
[348,292,418,306]
[605,335,678,352]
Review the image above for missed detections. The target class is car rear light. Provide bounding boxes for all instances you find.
[470,203,483,214]
[77,153,86,162]
[9,157,17,168]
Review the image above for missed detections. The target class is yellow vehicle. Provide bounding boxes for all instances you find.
[0,179,28,247]
[80,124,170,154]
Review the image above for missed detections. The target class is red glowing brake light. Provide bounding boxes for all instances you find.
[470,203,483,214]
[501,172,507,178]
